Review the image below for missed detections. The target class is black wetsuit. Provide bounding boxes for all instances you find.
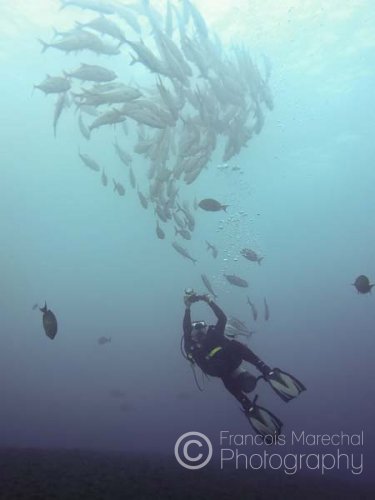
[183,300,270,410]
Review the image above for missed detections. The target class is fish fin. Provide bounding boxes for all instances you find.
[40,302,47,313]
[222,205,229,212]
[113,180,117,192]
[38,39,49,53]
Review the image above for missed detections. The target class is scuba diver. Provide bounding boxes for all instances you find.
[182,289,306,438]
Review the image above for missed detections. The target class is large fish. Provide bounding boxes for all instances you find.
[89,109,125,132]
[352,275,373,294]
[199,198,228,212]
[201,274,218,298]
[65,63,117,82]
[172,241,197,264]
[34,75,70,94]
[40,302,58,340]
[224,274,248,288]
[241,248,263,265]
[76,16,126,42]
[247,296,258,321]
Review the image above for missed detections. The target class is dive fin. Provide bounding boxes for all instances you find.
[267,368,306,403]
[243,402,283,438]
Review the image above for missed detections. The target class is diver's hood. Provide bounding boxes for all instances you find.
[191,321,208,340]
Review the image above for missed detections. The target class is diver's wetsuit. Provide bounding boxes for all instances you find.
[183,300,270,411]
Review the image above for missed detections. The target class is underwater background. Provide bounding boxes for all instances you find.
[1,0,375,497]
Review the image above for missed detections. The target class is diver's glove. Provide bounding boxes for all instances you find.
[184,289,200,308]
[198,294,213,304]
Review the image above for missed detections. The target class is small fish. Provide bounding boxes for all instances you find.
[199,198,228,212]
[53,91,69,137]
[78,114,90,140]
[129,167,136,189]
[206,241,218,258]
[98,336,111,345]
[79,151,100,171]
[101,169,108,187]
[137,190,148,209]
[172,241,197,264]
[113,179,125,196]
[247,296,258,321]
[40,302,58,340]
[201,274,218,298]
[156,220,165,240]
[352,275,374,294]
[175,226,191,240]
[224,274,248,288]
[264,298,270,321]
[241,248,263,265]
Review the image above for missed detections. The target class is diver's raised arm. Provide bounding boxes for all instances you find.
[203,296,227,333]
[183,306,192,339]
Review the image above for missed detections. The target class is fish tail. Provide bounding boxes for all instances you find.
[40,301,47,313]
[38,39,50,53]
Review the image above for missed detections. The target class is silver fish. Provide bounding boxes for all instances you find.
[101,169,108,187]
[53,91,69,137]
[246,296,258,321]
[137,190,148,209]
[34,75,70,94]
[65,63,117,82]
[241,248,263,264]
[78,114,91,140]
[171,241,197,264]
[113,179,125,196]
[79,151,100,171]
[201,274,218,298]
[206,241,218,258]
[224,274,248,288]
[156,220,165,239]
[199,198,228,212]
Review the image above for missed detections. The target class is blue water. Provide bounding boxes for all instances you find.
[0,0,374,486]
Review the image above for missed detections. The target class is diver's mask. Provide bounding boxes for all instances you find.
[191,321,208,341]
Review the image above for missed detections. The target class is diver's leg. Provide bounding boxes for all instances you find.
[222,376,253,411]
[223,376,283,438]
[231,340,271,375]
